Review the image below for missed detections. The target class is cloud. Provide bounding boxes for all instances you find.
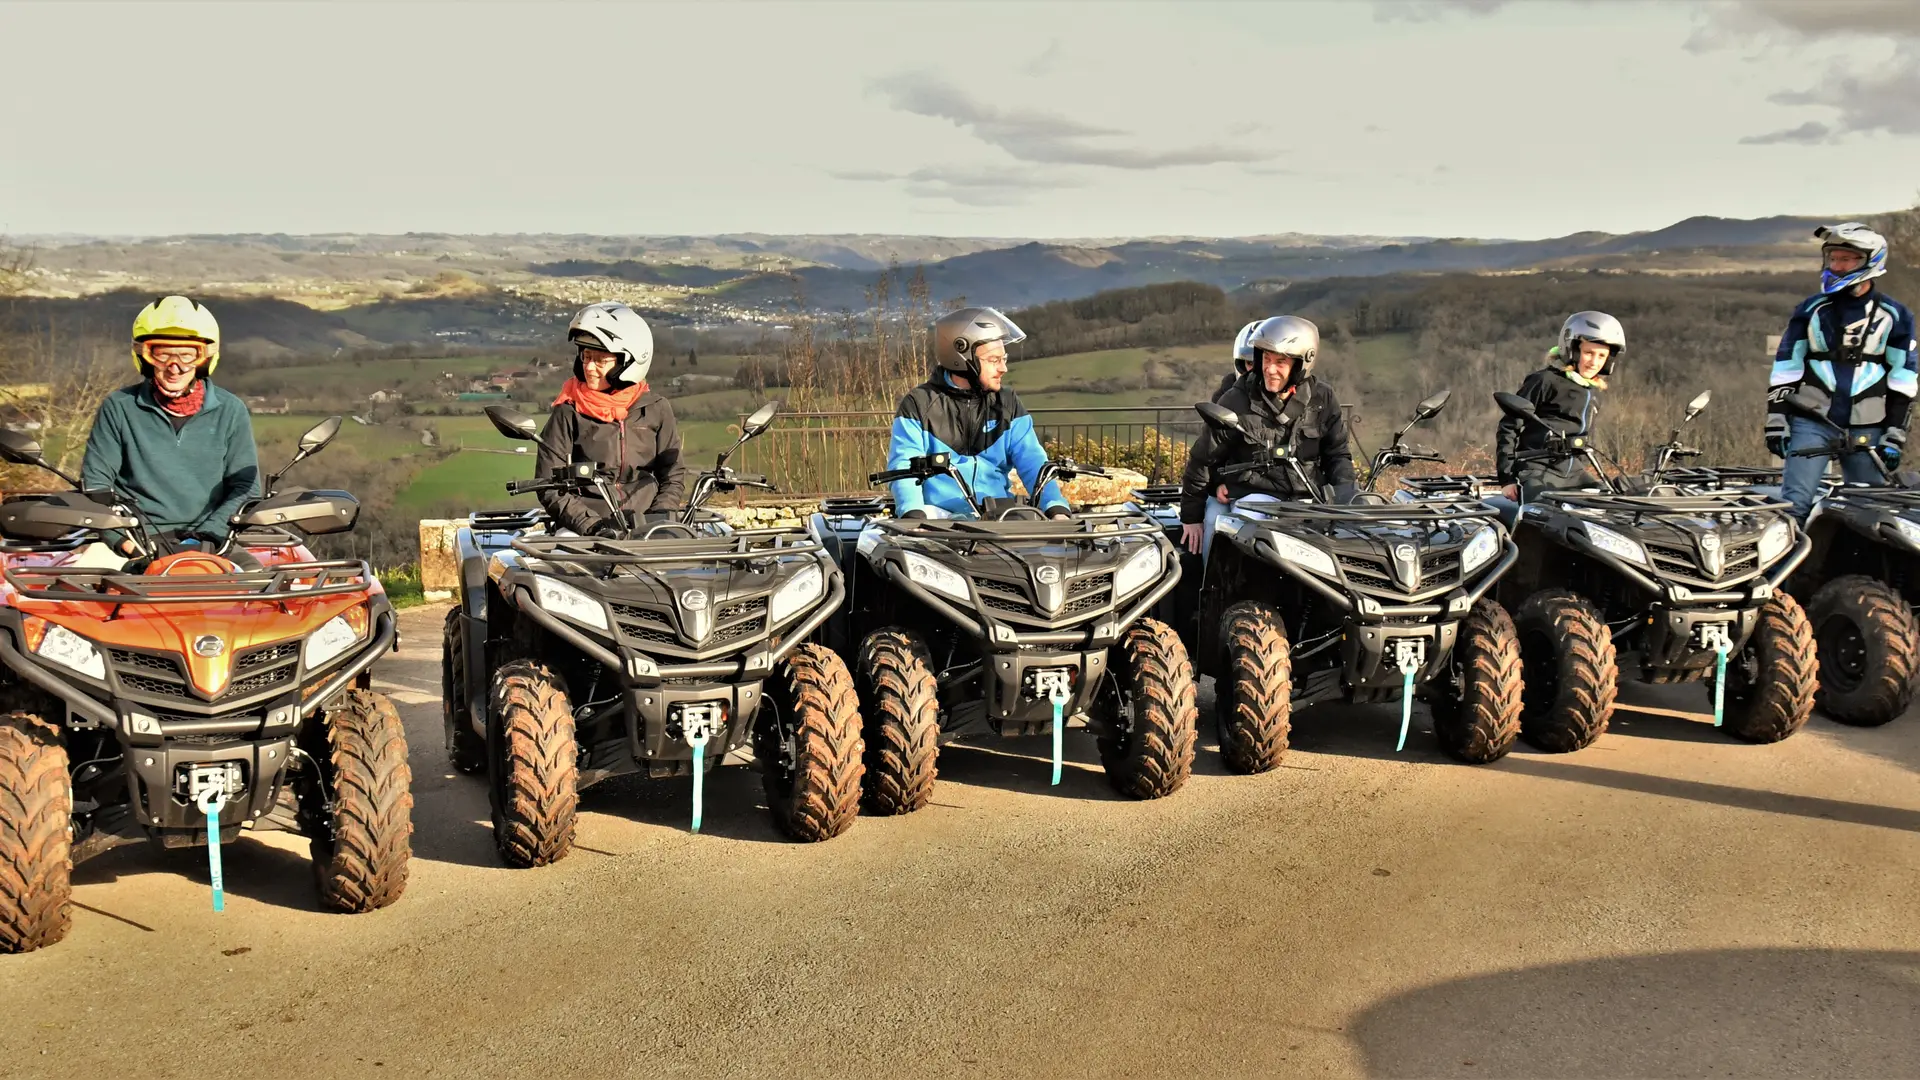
[1694,2,1920,144]
[1021,38,1065,77]
[1372,0,1509,23]
[1738,120,1835,144]
[868,72,1269,170]
[1690,1,1920,47]
[831,166,1085,207]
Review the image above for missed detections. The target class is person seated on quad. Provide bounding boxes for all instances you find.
[1211,320,1260,404]
[1494,310,1624,505]
[536,301,687,536]
[1180,315,1355,557]
[80,295,260,560]
[1767,222,1917,521]
[885,306,1069,520]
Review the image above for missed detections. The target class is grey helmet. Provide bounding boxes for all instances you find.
[1245,315,1320,391]
[568,301,654,387]
[1231,319,1260,376]
[933,306,1026,379]
[1558,310,1625,376]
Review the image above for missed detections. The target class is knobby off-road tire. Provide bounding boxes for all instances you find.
[855,629,939,815]
[441,606,486,774]
[1429,599,1523,764]
[1096,618,1197,799]
[311,690,413,913]
[1216,601,1292,773]
[1515,591,1617,753]
[1808,575,1916,727]
[760,644,864,841]
[0,712,70,953]
[1722,592,1817,744]
[488,660,577,867]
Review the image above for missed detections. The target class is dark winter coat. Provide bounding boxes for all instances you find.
[1180,372,1355,524]
[1494,364,1602,492]
[534,392,687,533]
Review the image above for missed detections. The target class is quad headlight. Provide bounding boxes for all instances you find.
[901,551,970,602]
[305,605,370,670]
[1265,529,1338,578]
[31,621,105,680]
[1460,526,1500,575]
[1582,522,1649,567]
[1892,517,1920,551]
[533,575,609,630]
[1112,544,1163,600]
[768,564,825,626]
[1757,520,1794,564]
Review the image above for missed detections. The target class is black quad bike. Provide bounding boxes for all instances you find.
[0,418,409,952]
[1137,397,1524,769]
[1489,390,1817,750]
[443,402,862,865]
[812,452,1196,811]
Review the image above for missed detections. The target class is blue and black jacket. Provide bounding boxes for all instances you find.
[886,374,1065,517]
[1767,288,1917,431]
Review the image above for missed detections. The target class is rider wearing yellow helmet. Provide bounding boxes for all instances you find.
[80,296,260,555]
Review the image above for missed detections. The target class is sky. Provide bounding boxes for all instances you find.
[2,0,1917,240]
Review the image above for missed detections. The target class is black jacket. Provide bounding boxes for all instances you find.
[1180,372,1355,523]
[534,393,687,533]
[1495,365,1600,491]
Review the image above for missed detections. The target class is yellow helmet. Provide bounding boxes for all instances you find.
[131,295,220,374]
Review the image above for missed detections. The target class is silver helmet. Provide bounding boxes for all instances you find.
[1231,319,1260,375]
[933,307,1026,377]
[1558,310,1625,376]
[1245,315,1320,390]
[568,301,654,386]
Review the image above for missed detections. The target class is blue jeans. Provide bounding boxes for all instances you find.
[1783,415,1886,520]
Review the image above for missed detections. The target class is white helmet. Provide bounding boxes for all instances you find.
[1245,315,1320,391]
[1231,319,1260,376]
[568,302,654,387]
[1558,311,1625,376]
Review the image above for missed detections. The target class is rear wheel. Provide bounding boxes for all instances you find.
[0,711,70,953]
[758,644,864,840]
[1429,599,1522,763]
[488,661,577,867]
[1722,592,1817,743]
[1216,602,1292,773]
[1514,591,1617,753]
[1096,619,1197,799]
[1808,575,1916,727]
[855,629,939,815]
[441,606,486,774]
[308,690,413,912]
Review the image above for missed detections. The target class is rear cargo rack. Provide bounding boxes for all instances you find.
[4,559,374,605]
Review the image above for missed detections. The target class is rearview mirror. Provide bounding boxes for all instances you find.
[1683,390,1711,422]
[743,401,779,437]
[485,406,540,442]
[1493,392,1539,422]
[299,416,343,454]
[1414,389,1451,420]
[1195,402,1250,439]
[0,428,46,467]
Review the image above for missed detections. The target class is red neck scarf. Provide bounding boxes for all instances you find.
[554,377,646,423]
[153,378,207,418]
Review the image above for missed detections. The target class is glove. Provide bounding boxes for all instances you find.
[1881,426,1906,468]
[1045,505,1073,520]
[1765,416,1790,460]
[590,520,625,538]
[899,508,928,520]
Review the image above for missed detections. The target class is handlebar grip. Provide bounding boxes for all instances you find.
[505,479,540,496]
[732,473,769,486]
[1790,446,1837,458]
[869,469,911,486]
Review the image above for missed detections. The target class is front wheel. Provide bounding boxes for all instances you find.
[1514,591,1617,753]
[1808,575,1916,727]
[856,629,939,815]
[1216,602,1292,773]
[488,661,578,867]
[1428,599,1522,763]
[758,644,864,841]
[1096,619,1197,799]
[307,690,413,912]
[1722,592,1817,743]
[0,712,70,953]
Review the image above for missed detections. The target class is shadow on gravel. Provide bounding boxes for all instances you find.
[1352,947,1920,1079]
[932,737,1124,802]
[72,834,323,913]
[583,769,791,844]
[1502,757,1920,834]
[1809,712,1920,777]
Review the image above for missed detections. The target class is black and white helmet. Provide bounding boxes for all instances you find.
[1558,310,1625,376]
[932,307,1025,379]
[1245,315,1320,391]
[568,302,654,387]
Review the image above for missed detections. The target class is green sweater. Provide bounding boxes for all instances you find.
[80,381,260,539]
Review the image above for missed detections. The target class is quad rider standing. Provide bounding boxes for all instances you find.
[1495,311,1624,504]
[1180,315,1355,557]
[535,302,687,536]
[1767,222,1917,521]
[885,307,1069,520]
[81,295,260,558]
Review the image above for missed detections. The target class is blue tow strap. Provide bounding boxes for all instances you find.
[1395,651,1419,753]
[1050,685,1069,786]
[1712,643,1729,728]
[687,725,710,834]
[196,787,227,913]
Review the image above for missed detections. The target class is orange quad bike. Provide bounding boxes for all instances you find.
[0,417,411,953]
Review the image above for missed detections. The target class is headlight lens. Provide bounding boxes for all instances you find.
[1265,529,1338,578]
[1757,520,1794,564]
[901,551,970,602]
[768,564,825,626]
[1583,523,1648,566]
[534,575,609,630]
[1112,544,1163,600]
[304,606,370,670]
[1460,526,1500,575]
[1892,517,1920,551]
[32,622,105,680]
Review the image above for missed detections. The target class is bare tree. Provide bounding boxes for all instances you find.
[0,237,127,486]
